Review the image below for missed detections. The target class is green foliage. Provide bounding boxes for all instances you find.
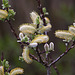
[19,56,24,62]
[21,35,29,42]
[42,7,49,15]
[5,72,9,75]
[0,18,5,21]
[1,0,16,21]
[36,16,40,25]
[2,0,11,9]
[1,59,9,70]
[7,9,16,20]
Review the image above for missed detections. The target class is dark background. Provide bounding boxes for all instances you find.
[0,0,75,75]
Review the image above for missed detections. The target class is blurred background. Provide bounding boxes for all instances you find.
[0,0,75,75]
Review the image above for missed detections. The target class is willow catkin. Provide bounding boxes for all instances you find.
[0,9,8,19]
[55,30,74,40]
[31,35,49,43]
[22,46,33,64]
[10,68,24,75]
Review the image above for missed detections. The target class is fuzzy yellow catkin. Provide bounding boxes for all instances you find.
[22,46,33,64]
[69,26,75,36]
[55,30,74,40]
[30,11,43,25]
[0,66,4,75]
[0,9,8,19]
[31,35,49,43]
[10,68,24,75]
[19,24,36,34]
[40,23,52,33]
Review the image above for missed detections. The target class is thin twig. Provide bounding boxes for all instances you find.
[36,46,44,64]
[49,55,60,75]
[39,50,46,54]
[29,54,39,62]
[6,20,19,39]
[6,20,39,63]
[48,45,74,67]
[36,0,46,26]
[36,1,51,75]
[1,52,4,61]
[46,67,51,75]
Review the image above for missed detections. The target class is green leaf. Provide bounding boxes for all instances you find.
[2,0,11,9]
[19,56,24,62]
[1,59,9,70]
[36,16,40,25]
[5,72,9,75]
[7,9,16,20]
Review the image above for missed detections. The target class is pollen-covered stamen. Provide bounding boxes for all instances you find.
[10,68,24,75]
[55,30,74,40]
[22,46,33,64]
[0,9,8,19]
[0,66,4,75]
[31,35,49,43]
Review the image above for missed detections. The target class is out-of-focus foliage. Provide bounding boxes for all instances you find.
[57,3,75,23]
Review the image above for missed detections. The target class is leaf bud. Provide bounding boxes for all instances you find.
[49,42,54,51]
[44,43,49,51]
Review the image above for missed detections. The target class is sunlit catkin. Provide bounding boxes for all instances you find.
[10,68,24,75]
[22,46,33,64]
[19,24,36,34]
[31,35,49,43]
[55,30,74,40]
[0,66,4,75]
[0,9,8,19]
[69,26,75,36]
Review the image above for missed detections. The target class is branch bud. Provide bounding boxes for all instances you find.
[49,42,54,51]
[19,32,24,41]
[44,43,49,51]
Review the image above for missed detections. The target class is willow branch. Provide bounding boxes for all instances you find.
[6,20,39,62]
[36,0,46,26]
[49,55,60,75]
[46,67,51,75]
[48,44,74,67]
[6,20,19,39]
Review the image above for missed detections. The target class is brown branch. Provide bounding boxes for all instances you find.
[6,20,19,39]
[36,46,45,64]
[49,55,60,75]
[46,67,51,75]
[36,0,46,26]
[6,20,39,63]
[30,54,39,62]
[1,52,4,61]
[39,50,46,54]
[48,45,74,67]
